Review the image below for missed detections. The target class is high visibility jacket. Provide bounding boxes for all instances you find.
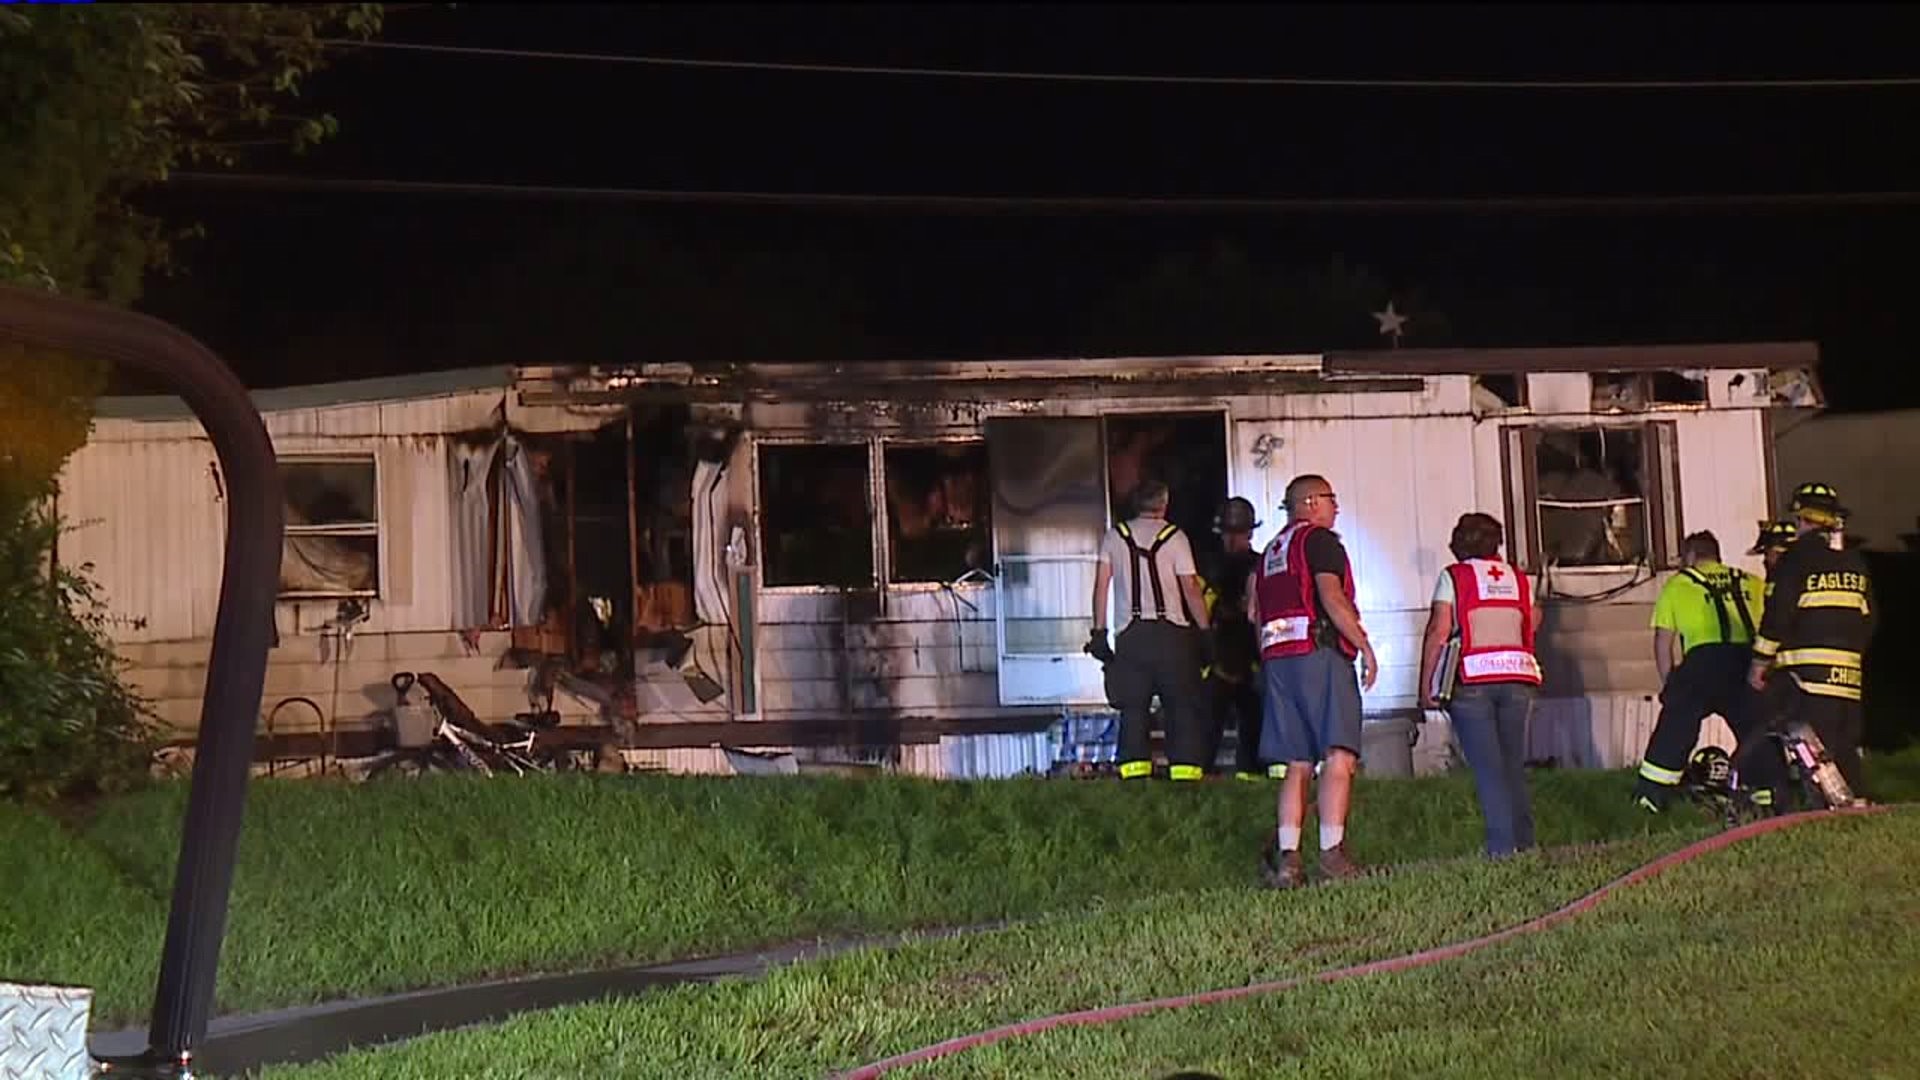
[1447,558,1542,686]
[1254,522,1357,662]
[1753,530,1876,702]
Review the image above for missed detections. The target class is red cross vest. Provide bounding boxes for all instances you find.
[1446,558,1543,686]
[1254,522,1357,662]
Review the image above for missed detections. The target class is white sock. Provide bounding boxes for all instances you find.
[1320,824,1346,851]
[1277,825,1301,853]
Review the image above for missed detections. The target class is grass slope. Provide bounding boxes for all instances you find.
[1,753,1911,1031]
[264,813,1917,1080]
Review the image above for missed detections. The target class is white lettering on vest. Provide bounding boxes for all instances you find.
[1461,649,1542,680]
[1259,616,1311,650]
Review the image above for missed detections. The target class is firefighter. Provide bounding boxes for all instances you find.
[1633,531,1769,813]
[1416,512,1543,858]
[1750,518,1799,590]
[1250,474,1377,887]
[1086,479,1212,782]
[1198,496,1278,780]
[1724,517,1803,803]
[1747,482,1877,800]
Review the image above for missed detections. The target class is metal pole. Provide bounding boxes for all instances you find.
[625,409,641,645]
[0,284,283,1078]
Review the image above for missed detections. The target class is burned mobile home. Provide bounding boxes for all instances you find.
[56,343,1822,777]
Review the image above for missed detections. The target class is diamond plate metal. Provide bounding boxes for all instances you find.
[0,982,94,1080]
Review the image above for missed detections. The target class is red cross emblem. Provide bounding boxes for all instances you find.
[1487,565,1506,581]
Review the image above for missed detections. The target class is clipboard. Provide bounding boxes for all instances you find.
[1429,634,1462,706]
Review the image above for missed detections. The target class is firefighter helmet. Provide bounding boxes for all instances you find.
[1685,746,1734,792]
[1214,496,1260,534]
[1789,482,1849,526]
[1748,519,1798,556]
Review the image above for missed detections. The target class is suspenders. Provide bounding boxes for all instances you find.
[1116,521,1183,622]
[1680,567,1756,643]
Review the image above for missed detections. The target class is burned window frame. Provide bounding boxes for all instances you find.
[879,438,994,588]
[753,439,879,591]
[1500,420,1683,573]
[278,453,382,600]
[1590,370,1710,412]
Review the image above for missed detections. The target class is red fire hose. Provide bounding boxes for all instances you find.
[837,805,1891,1079]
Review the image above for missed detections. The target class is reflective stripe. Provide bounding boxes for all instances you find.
[1268,763,1287,779]
[1791,678,1863,702]
[1118,760,1153,779]
[1169,764,1204,782]
[1639,760,1684,786]
[1776,648,1862,668]
[1460,649,1542,681]
[1234,771,1264,782]
[1751,789,1774,806]
[1752,635,1781,658]
[1259,616,1311,650]
[1799,590,1870,613]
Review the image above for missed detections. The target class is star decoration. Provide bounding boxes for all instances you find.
[1372,301,1409,345]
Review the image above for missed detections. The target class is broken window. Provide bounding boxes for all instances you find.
[1472,374,1527,411]
[883,442,992,584]
[758,443,874,588]
[280,456,380,597]
[1502,422,1683,571]
[1591,371,1707,411]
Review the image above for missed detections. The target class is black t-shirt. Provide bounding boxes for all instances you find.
[1302,528,1350,629]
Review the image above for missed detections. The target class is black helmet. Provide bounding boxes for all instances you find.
[1685,746,1733,792]
[1789,482,1849,526]
[1748,519,1797,556]
[1215,496,1260,534]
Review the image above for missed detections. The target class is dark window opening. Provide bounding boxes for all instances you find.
[1648,371,1707,404]
[280,457,379,597]
[1473,374,1527,410]
[1592,371,1707,411]
[759,444,874,588]
[884,443,992,584]
[1103,413,1230,567]
[1533,427,1649,568]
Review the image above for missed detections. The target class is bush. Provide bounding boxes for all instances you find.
[0,497,158,802]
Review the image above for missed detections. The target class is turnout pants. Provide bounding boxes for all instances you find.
[1640,644,1779,799]
[1204,673,1265,777]
[1107,619,1206,780]
[1777,689,1868,802]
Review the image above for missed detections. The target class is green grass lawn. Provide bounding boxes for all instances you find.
[1,752,1913,1033]
[261,811,1918,1080]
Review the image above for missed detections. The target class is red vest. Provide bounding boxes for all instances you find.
[1446,558,1542,686]
[1255,522,1357,662]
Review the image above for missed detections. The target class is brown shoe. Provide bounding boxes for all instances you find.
[1317,843,1366,882]
[1261,844,1307,889]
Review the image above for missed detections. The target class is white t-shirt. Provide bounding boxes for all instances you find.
[1099,516,1198,632]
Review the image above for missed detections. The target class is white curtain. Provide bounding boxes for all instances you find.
[691,458,729,625]
[498,435,548,627]
[449,440,494,628]
[447,434,549,629]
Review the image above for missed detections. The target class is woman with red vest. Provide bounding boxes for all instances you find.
[1417,512,1544,858]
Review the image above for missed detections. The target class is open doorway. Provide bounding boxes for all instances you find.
[1103,412,1231,566]
[538,405,698,683]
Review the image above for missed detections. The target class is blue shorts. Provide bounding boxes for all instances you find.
[1259,647,1364,765]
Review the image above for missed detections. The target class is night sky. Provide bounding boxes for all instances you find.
[131,2,1920,410]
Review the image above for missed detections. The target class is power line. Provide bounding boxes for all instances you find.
[165,172,1920,214]
[315,38,1920,91]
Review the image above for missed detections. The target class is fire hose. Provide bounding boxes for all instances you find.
[836,804,1893,1079]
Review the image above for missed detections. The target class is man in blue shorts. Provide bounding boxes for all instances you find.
[1247,474,1379,888]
